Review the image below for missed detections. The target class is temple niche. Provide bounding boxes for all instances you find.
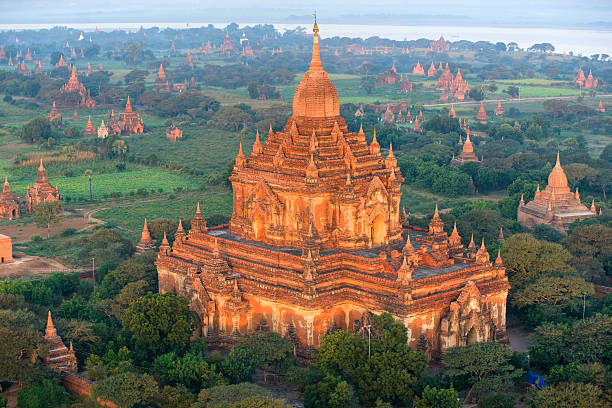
[518,153,596,232]
[157,19,509,359]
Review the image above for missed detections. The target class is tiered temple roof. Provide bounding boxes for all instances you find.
[219,32,236,56]
[25,160,61,214]
[153,64,171,92]
[48,101,62,123]
[597,100,606,113]
[377,64,400,86]
[437,63,453,89]
[494,102,504,116]
[156,19,509,358]
[97,120,108,139]
[427,62,437,77]
[451,130,480,166]
[42,311,77,374]
[84,116,96,135]
[518,153,596,232]
[136,218,156,253]
[476,101,488,124]
[0,177,20,219]
[449,104,456,118]
[118,97,144,134]
[449,69,470,100]
[412,60,425,75]
[428,35,450,53]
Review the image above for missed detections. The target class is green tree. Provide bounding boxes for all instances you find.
[159,385,196,408]
[111,139,128,157]
[528,382,605,408]
[233,331,295,382]
[84,169,93,200]
[92,372,158,408]
[196,383,270,408]
[20,117,52,143]
[414,386,461,408]
[360,76,376,95]
[443,342,523,402]
[224,345,259,383]
[478,392,516,408]
[502,234,574,288]
[153,351,225,391]
[32,201,64,238]
[512,276,593,307]
[565,224,612,280]
[17,379,69,408]
[304,375,356,408]
[121,293,196,359]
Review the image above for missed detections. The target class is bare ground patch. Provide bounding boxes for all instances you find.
[0,251,71,278]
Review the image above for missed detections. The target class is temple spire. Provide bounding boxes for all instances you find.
[309,14,322,71]
[45,311,57,338]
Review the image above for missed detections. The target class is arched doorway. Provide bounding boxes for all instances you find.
[466,326,478,345]
[253,214,264,241]
[371,214,386,245]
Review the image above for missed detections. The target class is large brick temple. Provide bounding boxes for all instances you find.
[157,20,509,358]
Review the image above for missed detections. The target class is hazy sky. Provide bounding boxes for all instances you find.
[1,0,611,27]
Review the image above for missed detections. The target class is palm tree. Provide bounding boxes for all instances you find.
[84,169,92,200]
[112,139,128,157]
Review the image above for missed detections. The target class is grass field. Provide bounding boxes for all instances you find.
[94,189,233,240]
[128,124,253,175]
[6,167,202,200]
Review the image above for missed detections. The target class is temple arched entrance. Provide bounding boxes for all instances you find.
[253,214,264,241]
[467,326,478,345]
[371,214,386,245]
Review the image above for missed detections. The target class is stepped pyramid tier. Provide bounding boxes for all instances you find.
[427,62,436,77]
[584,70,598,89]
[0,177,20,219]
[451,130,480,166]
[42,311,77,373]
[48,101,62,123]
[597,100,605,113]
[154,64,171,92]
[136,218,156,253]
[97,120,108,139]
[377,64,401,86]
[84,115,96,135]
[449,69,470,100]
[55,55,67,68]
[437,63,453,89]
[34,60,43,74]
[476,101,487,124]
[428,35,450,53]
[494,102,504,116]
[118,96,144,134]
[157,18,509,358]
[574,68,586,86]
[25,160,61,214]
[412,60,425,75]
[219,32,236,56]
[518,153,596,232]
[107,110,122,135]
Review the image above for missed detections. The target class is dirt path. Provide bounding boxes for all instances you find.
[423,93,612,108]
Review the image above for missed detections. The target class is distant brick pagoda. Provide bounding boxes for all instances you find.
[25,160,61,214]
[42,311,77,373]
[0,177,20,219]
[118,96,144,134]
[157,19,509,359]
[518,153,596,232]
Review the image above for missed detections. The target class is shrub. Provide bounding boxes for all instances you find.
[30,234,43,243]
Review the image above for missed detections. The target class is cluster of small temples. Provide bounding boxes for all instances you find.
[157,20,509,359]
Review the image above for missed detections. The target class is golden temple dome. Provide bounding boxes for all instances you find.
[547,152,570,193]
[292,18,340,124]
[463,130,474,153]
